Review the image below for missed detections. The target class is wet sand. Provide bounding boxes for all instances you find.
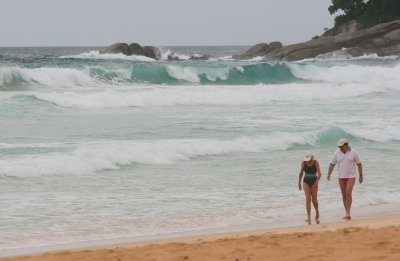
[2,216,400,261]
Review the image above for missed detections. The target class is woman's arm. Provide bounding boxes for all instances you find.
[298,161,305,191]
[315,160,322,184]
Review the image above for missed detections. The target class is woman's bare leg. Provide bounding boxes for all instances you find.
[303,182,312,225]
[311,183,319,224]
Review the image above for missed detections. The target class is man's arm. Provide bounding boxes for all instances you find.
[357,163,363,184]
[327,164,335,181]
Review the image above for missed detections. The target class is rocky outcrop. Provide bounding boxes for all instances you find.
[100,43,129,55]
[143,46,162,60]
[232,42,283,59]
[231,20,400,61]
[128,43,146,56]
[167,52,180,61]
[264,20,400,61]
[100,42,162,60]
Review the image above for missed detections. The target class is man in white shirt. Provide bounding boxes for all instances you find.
[327,138,363,220]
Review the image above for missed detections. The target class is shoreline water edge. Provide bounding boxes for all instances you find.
[1,215,400,260]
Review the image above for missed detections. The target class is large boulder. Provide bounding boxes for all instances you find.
[167,52,180,61]
[233,43,269,59]
[264,20,400,61]
[101,43,162,60]
[100,43,129,55]
[128,43,146,56]
[268,41,283,51]
[144,46,162,60]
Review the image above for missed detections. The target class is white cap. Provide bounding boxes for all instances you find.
[337,138,348,147]
[304,152,313,161]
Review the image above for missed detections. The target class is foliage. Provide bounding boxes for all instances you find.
[329,0,400,27]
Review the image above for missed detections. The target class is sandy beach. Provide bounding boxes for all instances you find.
[2,215,400,261]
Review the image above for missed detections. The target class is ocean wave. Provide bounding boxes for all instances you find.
[1,125,398,177]
[2,61,400,89]
[289,62,400,90]
[62,50,205,62]
[0,67,94,89]
[0,62,300,88]
[2,125,397,178]
[59,51,156,62]
[311,126,400,145]
[0,82,378,109]
[129,62,300,85]
[0,135,308,177]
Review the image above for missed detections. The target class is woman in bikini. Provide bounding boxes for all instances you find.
[298,152,322,225]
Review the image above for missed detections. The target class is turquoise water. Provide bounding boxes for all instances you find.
[0,46,400,251]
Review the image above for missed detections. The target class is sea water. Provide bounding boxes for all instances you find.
[0,46,399,252]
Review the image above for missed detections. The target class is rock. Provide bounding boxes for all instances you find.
[264,19,400,61]
[377,44,400,56]
[167,52,180,61]
[268,41,283,51]
[100,43,161,59]
[233,43,269,59]
[144,46,162,60]
[128,43,146,56]
[323,20,362,37]
[100,43,129,55]
[233,42,282,59]
[245,43,270,56]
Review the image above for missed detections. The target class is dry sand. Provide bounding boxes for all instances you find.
[2,216,400,261]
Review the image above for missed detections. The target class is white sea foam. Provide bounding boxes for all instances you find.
[60,51,155,62]
[217,55,235,61]
[166,65,200,83]
[22,82,379,109]
[289,62,400,90]
[160,50,190,61]
[344,124,400,142]
[0,134,307,177]
[0,67,94,88]
[249,56,264,61]
[235,66,244,73]
[298,51,398,62]
[165,65,231,83]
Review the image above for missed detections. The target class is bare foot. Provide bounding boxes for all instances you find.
[305,219,311,225]
[342,216,351,220]
[315,218,320,224]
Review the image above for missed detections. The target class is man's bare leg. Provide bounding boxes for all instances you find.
[344,178,356,219]
[339,179,347,219]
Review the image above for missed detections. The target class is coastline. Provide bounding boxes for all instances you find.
[2,215,400,261]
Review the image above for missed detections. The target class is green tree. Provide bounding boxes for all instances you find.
[328,0,400,27]
[328,0,367,26]
[358,0,400,26]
